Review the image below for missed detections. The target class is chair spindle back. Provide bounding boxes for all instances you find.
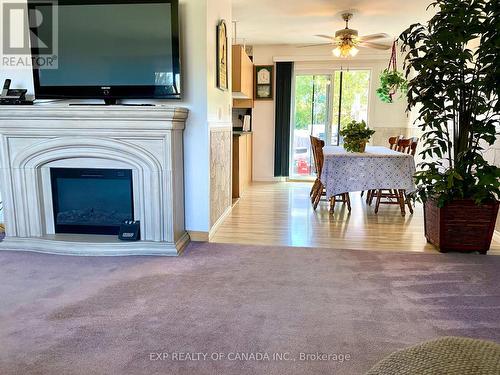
[409,137,418,156]
[388,135,403,150]
[310,136,325,178]
[397,138,413,154]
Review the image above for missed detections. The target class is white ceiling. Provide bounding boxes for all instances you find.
[232,0,435,45]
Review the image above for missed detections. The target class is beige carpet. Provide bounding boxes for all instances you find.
[1,242,500,374]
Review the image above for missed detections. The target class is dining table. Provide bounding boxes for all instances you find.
[320,146,416,199]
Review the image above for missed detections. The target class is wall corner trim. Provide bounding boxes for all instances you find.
[209,205,233,240]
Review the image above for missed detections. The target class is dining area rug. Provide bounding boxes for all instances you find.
[1,243,499,375]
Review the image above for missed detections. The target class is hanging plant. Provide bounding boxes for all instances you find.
[376,41,408,103]
[376,69,408,103]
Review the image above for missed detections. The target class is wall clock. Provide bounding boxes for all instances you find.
[257,68,271,84]
[255,65,274,100]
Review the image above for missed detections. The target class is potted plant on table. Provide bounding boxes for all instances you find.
[339,120,376,153]
[400,0,499,254]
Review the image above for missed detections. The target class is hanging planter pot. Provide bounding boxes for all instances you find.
[376,69,408,103]
[376,41,408,103]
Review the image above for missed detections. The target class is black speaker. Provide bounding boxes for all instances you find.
[118,220,140,241]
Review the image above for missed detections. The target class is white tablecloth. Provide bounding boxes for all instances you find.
[320,146,416,197]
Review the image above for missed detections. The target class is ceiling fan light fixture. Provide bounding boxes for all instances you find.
[335,28,358,39]
[333,42,358,58]
[349,46,359,57]
[309,12,388,55]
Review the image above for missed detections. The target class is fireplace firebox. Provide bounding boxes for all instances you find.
[50,168,134,235]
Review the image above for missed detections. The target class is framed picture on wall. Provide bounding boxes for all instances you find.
[255,65,273,100]
[216,20,228,91]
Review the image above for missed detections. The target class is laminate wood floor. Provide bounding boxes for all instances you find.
[211,182,500,254]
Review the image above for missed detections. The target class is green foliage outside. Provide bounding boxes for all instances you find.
[294,75,328,131]
[294,72,370,132]
[400,0,500,206]
[339,120,376,153]
[333,71,370,131]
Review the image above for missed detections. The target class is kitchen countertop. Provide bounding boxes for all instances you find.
[233,131,252,137]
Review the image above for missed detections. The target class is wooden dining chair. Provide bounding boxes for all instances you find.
[369,137,410,209]
[390,135,404,150]
[373,137,418,216]
[309,136,351,213]
[310,135,326,209]
[365,135,403,204]
[409,137,418,156]
[371,136,415,205]
[396,138,412,153]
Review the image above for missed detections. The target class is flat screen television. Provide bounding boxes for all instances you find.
[28,0,181,103]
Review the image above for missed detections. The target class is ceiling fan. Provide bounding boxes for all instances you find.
[301,12,392,58]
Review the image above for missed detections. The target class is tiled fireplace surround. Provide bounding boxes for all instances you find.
[0,105,189,256]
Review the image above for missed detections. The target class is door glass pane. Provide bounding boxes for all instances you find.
[290,71,370,176]
[332,70,371,145]
[291,75,330,178]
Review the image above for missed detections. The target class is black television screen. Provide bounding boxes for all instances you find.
[29,0,181,102]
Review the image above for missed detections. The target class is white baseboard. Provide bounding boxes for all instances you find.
[188,231,209,242]
[187,205,233,243]
[209,205,233,241]
[252,177,285,182]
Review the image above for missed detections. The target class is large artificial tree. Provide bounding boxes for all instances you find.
[400,0,499,207]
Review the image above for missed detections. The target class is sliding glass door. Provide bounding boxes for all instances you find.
[291,75,330,177]
[331,70,371,145]
[290,70,371,178]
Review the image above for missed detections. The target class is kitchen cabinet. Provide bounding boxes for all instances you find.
[232,132,252,199]
[232,45,253,102]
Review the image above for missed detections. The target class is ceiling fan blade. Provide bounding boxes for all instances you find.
[359,33,391,42]
[297,43,333,48]
[359,41,392,50]
[315,34,334,41]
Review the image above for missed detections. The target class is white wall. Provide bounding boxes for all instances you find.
[206,0,233,232]
[0,0,233,234]
[0,1,33,92]
[0,66,33,93]
[251,44,409,181]
[178,0,210,232]
[174,0,233,233]
[206,0,232,124]
[0,0,32,226]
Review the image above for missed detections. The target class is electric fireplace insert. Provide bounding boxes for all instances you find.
[50,168,134,235]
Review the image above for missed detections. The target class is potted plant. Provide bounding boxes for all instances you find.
[376,41,408,103]
[376,69,408,104]
[339,120,376,153]
[400,0,499,254]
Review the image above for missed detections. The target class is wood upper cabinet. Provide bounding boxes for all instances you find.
[232,45,253,101]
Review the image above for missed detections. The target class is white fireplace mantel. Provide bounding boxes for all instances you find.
[0,104,189,256]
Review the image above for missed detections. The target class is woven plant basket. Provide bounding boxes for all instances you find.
[424,199,499,254]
